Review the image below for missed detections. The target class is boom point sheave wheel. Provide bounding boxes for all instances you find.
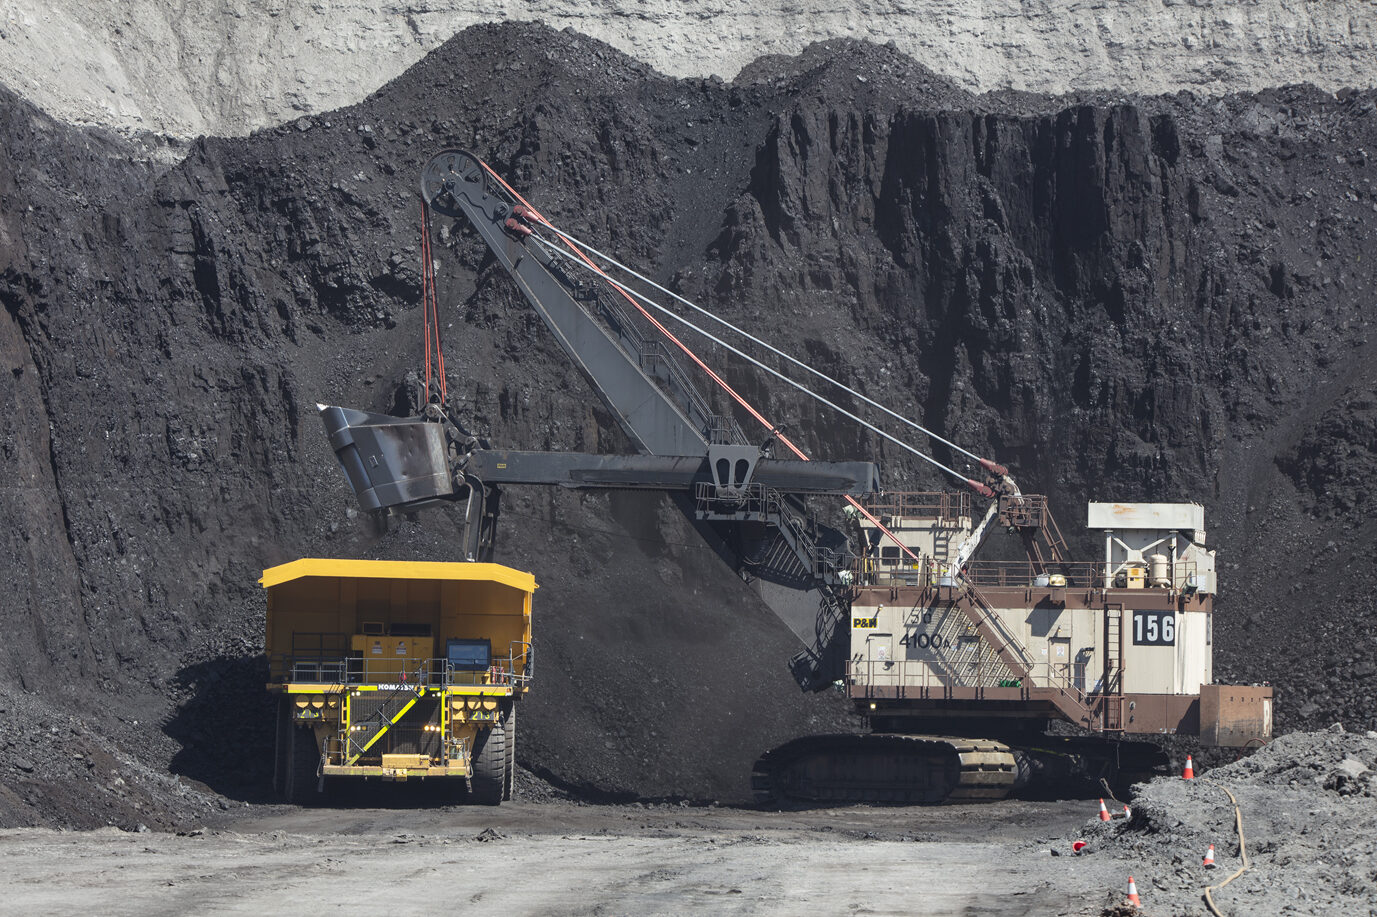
[420,149,487,217]
[470,721,506,806]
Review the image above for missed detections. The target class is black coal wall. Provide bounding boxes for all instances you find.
[1,24,1374,824]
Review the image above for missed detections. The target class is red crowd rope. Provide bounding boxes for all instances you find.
[478,161,924,565]
[420,201,447,404]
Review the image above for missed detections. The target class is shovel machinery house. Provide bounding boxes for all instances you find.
[313,149,1271,804]
[262,558,534,804]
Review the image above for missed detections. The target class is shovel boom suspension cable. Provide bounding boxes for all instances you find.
[528,215,992,470]
[475,158,974,565]
[533,235,973,488]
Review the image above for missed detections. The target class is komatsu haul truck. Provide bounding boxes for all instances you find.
[262,558,535,804]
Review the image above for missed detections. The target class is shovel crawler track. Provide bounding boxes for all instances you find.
[751,734,1024,805]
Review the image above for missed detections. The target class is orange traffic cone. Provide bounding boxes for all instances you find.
[1203,844,1216,868]
[1126,875,1142,908]
[1123,804,1132,819]
[1098,798,1112,821]
[1183,755,1195,779]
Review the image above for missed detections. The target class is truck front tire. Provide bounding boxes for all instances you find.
[273,698,290,796]
[283,721,320,804]
[470,722,506,805]
[503,707,516,801]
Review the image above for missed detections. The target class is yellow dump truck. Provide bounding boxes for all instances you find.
[260,558,535,804]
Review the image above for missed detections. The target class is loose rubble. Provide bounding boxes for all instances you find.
[1067,727,1377,916]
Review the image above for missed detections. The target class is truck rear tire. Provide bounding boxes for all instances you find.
[470,722,506,806]
[503,707,516,801]
[272,698,290,796]
[283,723,320,804]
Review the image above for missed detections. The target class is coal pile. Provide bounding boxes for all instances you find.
[1071,726,1377,915]
[1,23,1376,826]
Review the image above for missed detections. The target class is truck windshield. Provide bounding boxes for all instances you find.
[447,639,491,670]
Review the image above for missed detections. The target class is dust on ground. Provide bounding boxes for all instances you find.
[0,799,1124,916]
[6,729,1375,916]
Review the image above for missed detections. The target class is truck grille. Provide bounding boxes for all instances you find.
[349,695,442,760]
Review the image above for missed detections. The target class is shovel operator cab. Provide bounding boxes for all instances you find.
[262,559,535,804]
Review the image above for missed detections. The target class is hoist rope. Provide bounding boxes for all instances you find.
[535,234,972,486]
[478,164,805,459]
[419,200,447,403]
[421,202,432,400]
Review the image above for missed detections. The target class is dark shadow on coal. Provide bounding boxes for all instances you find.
[164,655,279,803]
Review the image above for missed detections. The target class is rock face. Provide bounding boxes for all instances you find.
[1,23,1376,824]
[1,0,1375,137]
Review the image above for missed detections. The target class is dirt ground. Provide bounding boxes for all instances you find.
[1,799,1133,916]
[8,728,1374,916]
[1077,726,1377,917]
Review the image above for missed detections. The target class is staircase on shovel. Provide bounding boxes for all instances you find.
[945,578,1096,728]
[696,482,853,689]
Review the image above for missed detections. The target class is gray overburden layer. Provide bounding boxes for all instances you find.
[1,0,1375,138]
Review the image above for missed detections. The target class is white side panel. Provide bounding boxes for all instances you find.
[1122,609,1178,694]
[1175,613,1210,694]
[1088,502,1204,531]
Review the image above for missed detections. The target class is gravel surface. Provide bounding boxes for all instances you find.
[0,799,1123,916]
[1067,726,1377,916]
[7,735,1370,914]
[5,752,1370,917]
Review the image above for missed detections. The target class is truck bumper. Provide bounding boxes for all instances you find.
[322,762,468,781]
